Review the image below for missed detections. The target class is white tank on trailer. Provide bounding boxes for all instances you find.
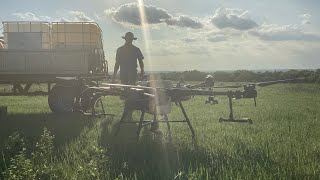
[0,21,106,75]
[51,22,103,49]
[3,21,50,49]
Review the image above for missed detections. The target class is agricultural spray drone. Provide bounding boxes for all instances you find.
[79,76,303,143]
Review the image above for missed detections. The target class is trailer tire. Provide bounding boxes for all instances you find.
[48,85,76,113]
[79,82,98,112]
[79,91,92,112]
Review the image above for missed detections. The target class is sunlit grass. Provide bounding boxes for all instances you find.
[0,83,320,179]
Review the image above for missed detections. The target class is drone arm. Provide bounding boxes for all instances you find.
[257,78,304,87]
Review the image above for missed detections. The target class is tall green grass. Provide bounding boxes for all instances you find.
[0,83,319,179]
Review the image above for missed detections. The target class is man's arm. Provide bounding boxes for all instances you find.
[137,48,145,76]
[138,59,144,76]
[113,61,120,80]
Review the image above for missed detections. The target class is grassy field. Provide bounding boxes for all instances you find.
[0,83,320,179]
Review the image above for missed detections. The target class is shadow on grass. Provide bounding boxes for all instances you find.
[99,120,298,179]
[0,112,95,148]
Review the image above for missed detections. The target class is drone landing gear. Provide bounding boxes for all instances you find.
[219,94,253,124]
[114,101,196,145]
[205,96,219,105]
[82,94,115,117]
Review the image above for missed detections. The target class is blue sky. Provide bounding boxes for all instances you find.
[1,0,320,71]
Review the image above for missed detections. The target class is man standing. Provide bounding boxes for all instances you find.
[112,32,144,85]
[112,32,163,138]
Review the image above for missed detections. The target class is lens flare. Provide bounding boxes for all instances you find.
[137,0,164,116]
[137,0,153,72]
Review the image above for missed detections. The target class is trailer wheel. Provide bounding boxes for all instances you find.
[79,91,92,112]
[79,82,98,112]
[48,85,76,113]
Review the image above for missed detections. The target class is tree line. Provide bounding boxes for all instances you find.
[159,69,320,83]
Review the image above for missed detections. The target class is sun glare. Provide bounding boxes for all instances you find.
[137,0,153,72]
[137,0,165,115]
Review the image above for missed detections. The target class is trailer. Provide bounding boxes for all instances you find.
[0,21,108,113]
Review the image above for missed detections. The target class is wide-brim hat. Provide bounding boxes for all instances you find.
[122,32,137,40]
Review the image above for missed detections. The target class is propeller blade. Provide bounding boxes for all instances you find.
[213,85,242,88]
[256,78,304,87]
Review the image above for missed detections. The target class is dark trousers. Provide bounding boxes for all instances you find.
[120,70,137,85]
[120,70,137,121]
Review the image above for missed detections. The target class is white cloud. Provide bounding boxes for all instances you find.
[299,13,311,20]
[12,12,51,21]
[64,11,94,22]
[104,5,320,70]
[186,46,212,55]
[94,13,102,21]
[165,15,203,29]
[302,20,311,25]
[105,3,204,29]
[249,24,320,41]
[203,31,231,42]
[12,11,93,22]
[105,3,171,25]
[181,29,233,43]
[299,13,312,25]
[211,7,258,30]
[180,31,206,43]
[59,17,70,22]
[207,34,228,42]
[182,37,198,42]
[150,48,180,56]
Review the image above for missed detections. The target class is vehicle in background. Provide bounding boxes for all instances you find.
[0,21,108,113]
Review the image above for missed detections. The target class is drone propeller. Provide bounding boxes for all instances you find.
[256,78,305,87]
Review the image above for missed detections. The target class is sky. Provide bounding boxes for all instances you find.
[0,0,320,71]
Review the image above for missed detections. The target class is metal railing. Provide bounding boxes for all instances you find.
[2,21,51,49]
[1,21,105,50]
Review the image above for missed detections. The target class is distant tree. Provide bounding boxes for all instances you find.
[213,71,232,82]
[232,70,256,82]
[182,70,207,81]
[158,69,320,83]
[314,69,320,83]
